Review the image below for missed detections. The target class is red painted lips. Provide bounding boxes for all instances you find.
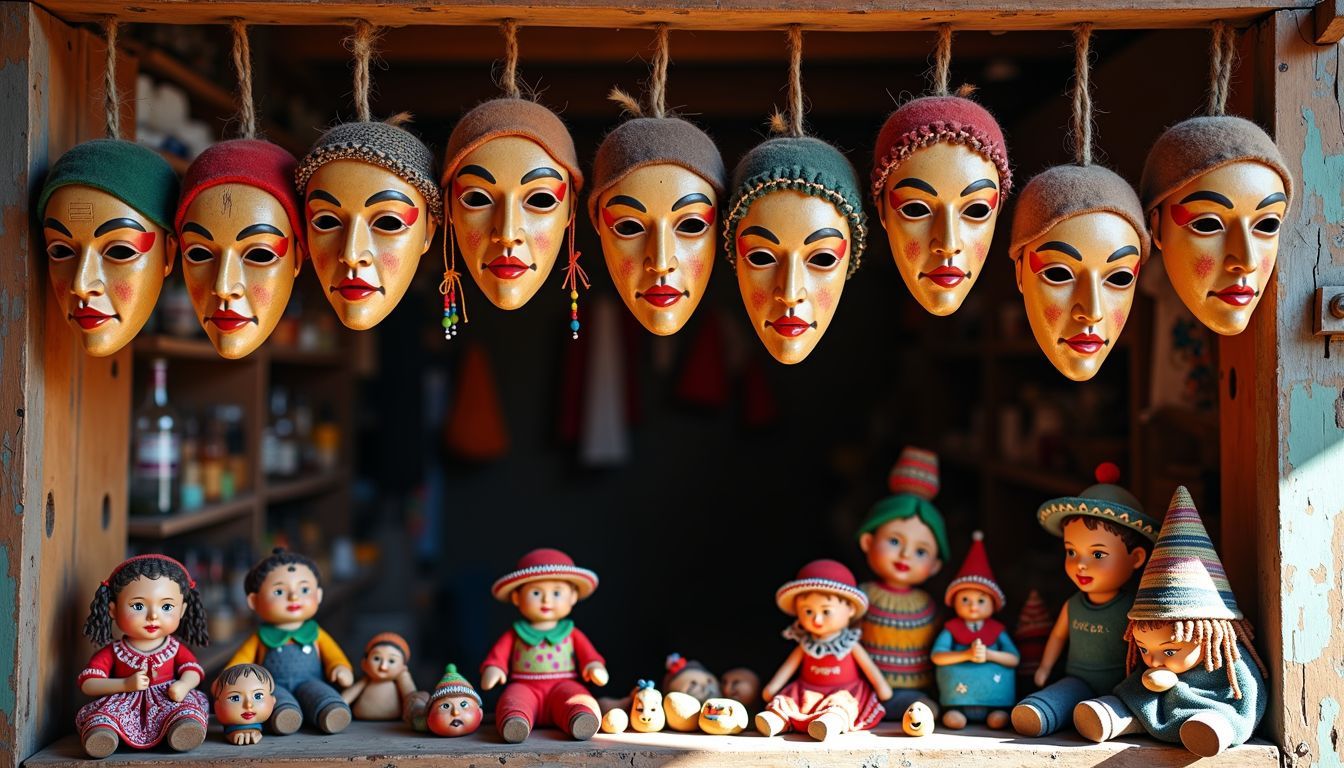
[485,255,529,280]
[1210,285,1256,306]
[639,285,683,307]
[207,309,254,332]
[1061,333,1105,355]
[921,265,967,288]
[766,315,810,338]
[333,277,380,301]
[71,306,115,330]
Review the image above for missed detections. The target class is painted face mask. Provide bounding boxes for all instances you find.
[590,117,727,335]
[1010,164,1150,382]
[296,120,442,331]
[176,140,304,358]
[1141,116,1293,336]
[872,96,1012,316]
[723,136,867,365]
[38,140,179,357]
[442,99,585,312]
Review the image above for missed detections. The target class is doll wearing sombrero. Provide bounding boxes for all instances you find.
[480,548,608,743]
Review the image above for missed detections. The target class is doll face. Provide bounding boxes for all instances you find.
[1152,161,1286,336]
[304,160,435,331]
[902,701,935,736]
[214,675,276,725]
[43,185,174,357]
[1016,212,1142,381]
[668,668,720,701]
[719,668,760,704]
[247,563,323,626]
[735,191,850,365]
[879,142,1001,316]
[699,698,748,734]
[860,516,943,588]
[511,579,578,623]
[1132,623,1203,674]
[950,587,996,622]
[598,165,717,335]
[1061,518,1148,598]
[631,688,666,732]
[110,576,185,643]
[427,694,483,736]
[793,592,856,636]
[449,136,573,310]
[362,644,407,682]
[180,184,299,359]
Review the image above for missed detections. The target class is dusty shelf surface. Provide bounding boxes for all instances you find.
[24,720,1279,767]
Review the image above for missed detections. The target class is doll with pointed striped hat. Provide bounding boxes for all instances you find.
[404,664,484,736]
[1073,486,1266,757]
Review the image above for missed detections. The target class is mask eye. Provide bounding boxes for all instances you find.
[676,217,709,236]
[525,190,559,211]
[898,201,932,219]
[243,247,279,265]
[1188,216,1224,234]
[807,252,841,269]
[104,244,138,262]
[311,213,342,232]
[1105,270,1136,288]
[372,215,408,233]
[612,218,646,238]
[47,243,77,261]
[1254,216,1281,235]
[1039,265,1074,285]
[962,202,993,221]
[458,190,492,209]
[184,246,214,264]
[744,249,776,268]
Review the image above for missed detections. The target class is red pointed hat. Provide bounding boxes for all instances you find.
[174,139,305,260]
[944,531,1006,611]
[491,548,599,602]
[774,559,868,618]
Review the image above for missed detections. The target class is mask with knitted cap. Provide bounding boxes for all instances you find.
[872,94,1012,317]
[176,139,304,359]
[857,447,951,576]
[39,139,180,358]
[1141,116,1292,336]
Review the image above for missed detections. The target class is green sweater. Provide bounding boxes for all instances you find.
[1113,643,1265,746]
[1064,590,1132,694]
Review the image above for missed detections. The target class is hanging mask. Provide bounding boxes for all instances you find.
[441,99,584,312]
[591,117,726,335]
[38,139,179,357]
[871,96,1011,316]
[295,120,441,331]
[723,137,867,365]
[175,140,304,358]
[1010,165,1150,382]
[1141,116,1292,336]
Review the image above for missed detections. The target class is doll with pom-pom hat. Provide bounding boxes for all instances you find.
[931,532,1019,730]
[1011,463,1159,738]
[404,664,484,737]
[856,447,948,719]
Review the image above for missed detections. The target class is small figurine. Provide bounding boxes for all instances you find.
[342,632,417,721]
[212,664,277,745]
[226,548,354,735]
[601,680,665,734]
[1014,589,1052,687]
[1011,464,1159,737]
[662,654,721,731]
[699,699,749,735]
[77,555,210,758]
[757,560,892,740]
[902,701,936,736]
[1074,487,1267,757]
[857,447,948,718]
[480,548,607,743]
[404,664,484,737]
[720,667,761,713]
[931,532,1020,730]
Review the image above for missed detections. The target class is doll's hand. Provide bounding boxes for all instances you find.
[762,686,777,703]
[1033,664,1051,688]
[584,663,609,687]
[125,670,151,692]
[1141,668,1179,693]
[970,639,987,664]
[330,665,354,688]
[228,729,262,746]
[480,666,507,691]
[166,680,192,702]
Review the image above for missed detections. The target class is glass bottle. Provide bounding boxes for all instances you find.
[130,358,181,516]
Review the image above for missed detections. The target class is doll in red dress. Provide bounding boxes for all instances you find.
[758,560,893,740]
[77,555,211,758]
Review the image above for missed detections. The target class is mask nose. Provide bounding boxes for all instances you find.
[73,247,106,302]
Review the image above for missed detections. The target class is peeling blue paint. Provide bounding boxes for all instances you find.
[1316,698,1341,768]
[0,545,13,719]
[1300,108,1344,228]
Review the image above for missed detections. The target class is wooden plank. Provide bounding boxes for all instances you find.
[21,720,1281,767]
[264,474,339,504]
[35,0,1314,30]
[126,495,257,539]
[1315,0,1344,43]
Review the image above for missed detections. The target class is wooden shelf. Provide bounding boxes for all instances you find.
[24,720,1279,767]
[265,473,341,504]
[127,495,256,539]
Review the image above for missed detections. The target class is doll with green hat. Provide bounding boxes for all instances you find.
[404,664,484,737]
[856,447,948,719]
[1074,486,1266,757]
[1011,462,1159,737]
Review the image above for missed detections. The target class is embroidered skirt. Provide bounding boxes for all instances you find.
[76,683,209,748]
[767,678,884,732]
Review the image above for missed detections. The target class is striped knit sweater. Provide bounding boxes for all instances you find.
[859,581,939,690]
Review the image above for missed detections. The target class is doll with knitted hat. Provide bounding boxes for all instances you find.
[757,560,891,740]
[404,664,484,737]
[1074,487,1266,756]
[340,632,417,721]
[931,531,1019,730]
[856,447,948,719]
[481,548,608,743]
[1011,463,1159,737]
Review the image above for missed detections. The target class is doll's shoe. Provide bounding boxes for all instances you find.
[1179,712,1233,757]
[806,712,848,741]
[1010,702,1045,737]
[941,709,968,730]
[755,711,787,737]
[501,715,532,743]
[166,718,206,751]
[271,705,302,735]
[986,710,1010,730]
[570,711,600,741]
[317,702,352,734]
[81,726,119,758]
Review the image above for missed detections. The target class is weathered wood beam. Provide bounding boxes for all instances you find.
[1314,0,1344,42]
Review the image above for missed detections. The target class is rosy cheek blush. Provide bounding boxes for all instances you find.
[1112,309,1127,330]
[750,289,768,309]
[619,258,636,279]
[250,284,272,308]
[378,251,401,275]
[534,233,552,254]
[113,282,134,303]
[1195,256,1215,279]
[903,240,921,262]
[466,229,483,249]
[816,287,835,311]
[1044,304,1062,323]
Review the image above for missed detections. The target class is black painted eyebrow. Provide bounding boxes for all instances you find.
[894,178,938,196]
[960,178,998,196]
[1107,245,1141,262]
[521,167,563,184]
[605,195,646,213]
[457,165,496,183]
[672,193,713,211]
[237,223,285,240]
[182,222,213,240]
[365,190,415,207]
[94,218,146,237]
[1256,192,1288,209]
[804,227,845,244]
[1178,190,1234,208]
[1038,241,1083,261]
[308,189,341,206]
[43,218,72,236]
[740,226,779,244]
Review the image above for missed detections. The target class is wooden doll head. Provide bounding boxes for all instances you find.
[629,681,667,733]
[243,548,325,625]
[85,554,209,648]
[213,664,277,726]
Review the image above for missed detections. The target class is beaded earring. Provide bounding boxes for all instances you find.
[440,220,467,340]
